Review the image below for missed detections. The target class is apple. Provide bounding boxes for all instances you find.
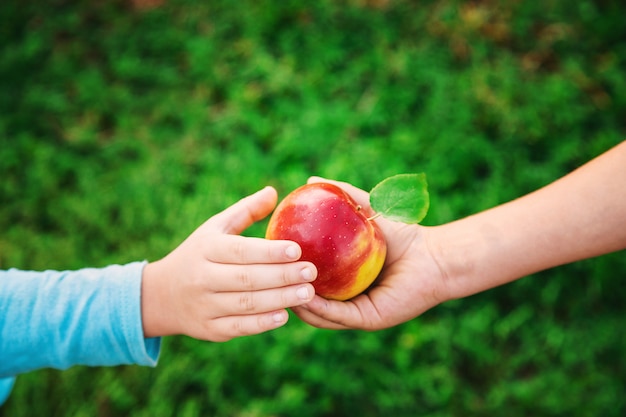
[266,183,387,301]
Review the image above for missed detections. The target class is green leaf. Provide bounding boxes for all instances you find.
[369,173,429,224]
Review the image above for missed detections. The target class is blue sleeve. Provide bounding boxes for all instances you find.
[0,378,13,405]
[0,262,161,404]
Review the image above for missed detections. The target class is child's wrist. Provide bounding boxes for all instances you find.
[141,260,173,338]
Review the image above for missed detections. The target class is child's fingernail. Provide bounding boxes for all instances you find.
[273,311,287,324]
[296,285,311,300]
[285,245,299,260]
[300,267,314,281]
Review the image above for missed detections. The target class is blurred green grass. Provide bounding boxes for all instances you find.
[1,0,625,416]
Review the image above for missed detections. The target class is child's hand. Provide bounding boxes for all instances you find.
[141,186,317,342]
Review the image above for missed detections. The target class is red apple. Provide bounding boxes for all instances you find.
[266,183,387,301]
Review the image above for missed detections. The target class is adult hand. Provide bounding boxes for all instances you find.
[294,142,626,331]
[292,177,448,330]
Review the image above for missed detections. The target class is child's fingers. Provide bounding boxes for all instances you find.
[208,186,278,235]
[208,310,290,342]
[204,234,302,264]
[209,284,315,317]
[206,262,317,292]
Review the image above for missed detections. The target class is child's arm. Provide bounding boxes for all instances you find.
[0,187,316,381]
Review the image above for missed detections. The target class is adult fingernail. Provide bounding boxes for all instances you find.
[285,245,300,260]
[296,285,310,300]
[300,267,314,281]
[307,176,325,183]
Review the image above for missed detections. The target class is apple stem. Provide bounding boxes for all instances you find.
[367,212,382,222]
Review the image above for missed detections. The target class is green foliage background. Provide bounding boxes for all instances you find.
[1,0,625,415]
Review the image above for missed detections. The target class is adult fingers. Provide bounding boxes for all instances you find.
[292,294,387,331]
[290,304,350,330]
[307,176,372,210]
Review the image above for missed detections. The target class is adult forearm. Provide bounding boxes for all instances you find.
[431,141,626,300]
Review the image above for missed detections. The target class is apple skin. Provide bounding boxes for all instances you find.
[266,183,387,301]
